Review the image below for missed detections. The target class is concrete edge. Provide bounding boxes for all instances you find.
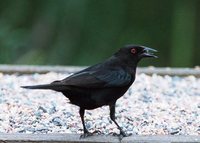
[0,64,200,77]
[0,134,199,143]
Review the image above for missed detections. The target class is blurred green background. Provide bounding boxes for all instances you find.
[0,0,199,67]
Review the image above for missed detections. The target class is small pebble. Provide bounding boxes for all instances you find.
[52,117,64,126]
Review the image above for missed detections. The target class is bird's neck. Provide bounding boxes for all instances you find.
[126,64,137,76]
[109,55,138,75]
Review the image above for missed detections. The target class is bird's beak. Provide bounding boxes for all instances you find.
[140,47,158,58]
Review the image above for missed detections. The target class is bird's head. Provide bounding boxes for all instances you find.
[115,44,157,65]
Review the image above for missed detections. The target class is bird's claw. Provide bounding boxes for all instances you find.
[120,131,129,137]
[80,132,93,139]
[79,130,101,139]
[92,130,102,134]
[117,131,126,141]
[112,131,131,141]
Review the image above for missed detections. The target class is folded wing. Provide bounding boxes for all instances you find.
[58,69,132,88]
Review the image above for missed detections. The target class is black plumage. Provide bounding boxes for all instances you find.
[22,45,157,138]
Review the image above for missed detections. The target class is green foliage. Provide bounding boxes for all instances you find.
[0,0,199,67]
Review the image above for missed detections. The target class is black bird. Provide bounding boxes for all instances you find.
[22,45,157,138]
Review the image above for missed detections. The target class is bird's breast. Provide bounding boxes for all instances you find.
[62,86,131,110]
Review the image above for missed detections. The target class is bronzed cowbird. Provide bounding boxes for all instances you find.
[22,45,157,138]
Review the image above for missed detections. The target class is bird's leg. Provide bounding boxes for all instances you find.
[109,103,128,138]
[79,108,93,138]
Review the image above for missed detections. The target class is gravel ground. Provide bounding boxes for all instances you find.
[0,72,199,135]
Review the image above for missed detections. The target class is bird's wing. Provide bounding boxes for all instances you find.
[56,69,132,88]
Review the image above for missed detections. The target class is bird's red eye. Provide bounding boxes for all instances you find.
[131,48,136,54]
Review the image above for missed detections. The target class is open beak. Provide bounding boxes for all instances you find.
[140,47,158,58]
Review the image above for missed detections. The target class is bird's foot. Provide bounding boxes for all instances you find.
[119,131,132,140]
[112,131,131,141]
[79,130,101,139]
[92,130,102,135]
[80,132,93,139]
[120,130,130,137]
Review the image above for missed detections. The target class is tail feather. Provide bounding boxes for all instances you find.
[21,84,53,89]
[21,84,67,91]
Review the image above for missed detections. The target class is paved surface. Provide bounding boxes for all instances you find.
[0,134,199,143]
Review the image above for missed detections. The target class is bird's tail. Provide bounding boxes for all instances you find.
[21,84,54,89]
[21,83,67,91]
